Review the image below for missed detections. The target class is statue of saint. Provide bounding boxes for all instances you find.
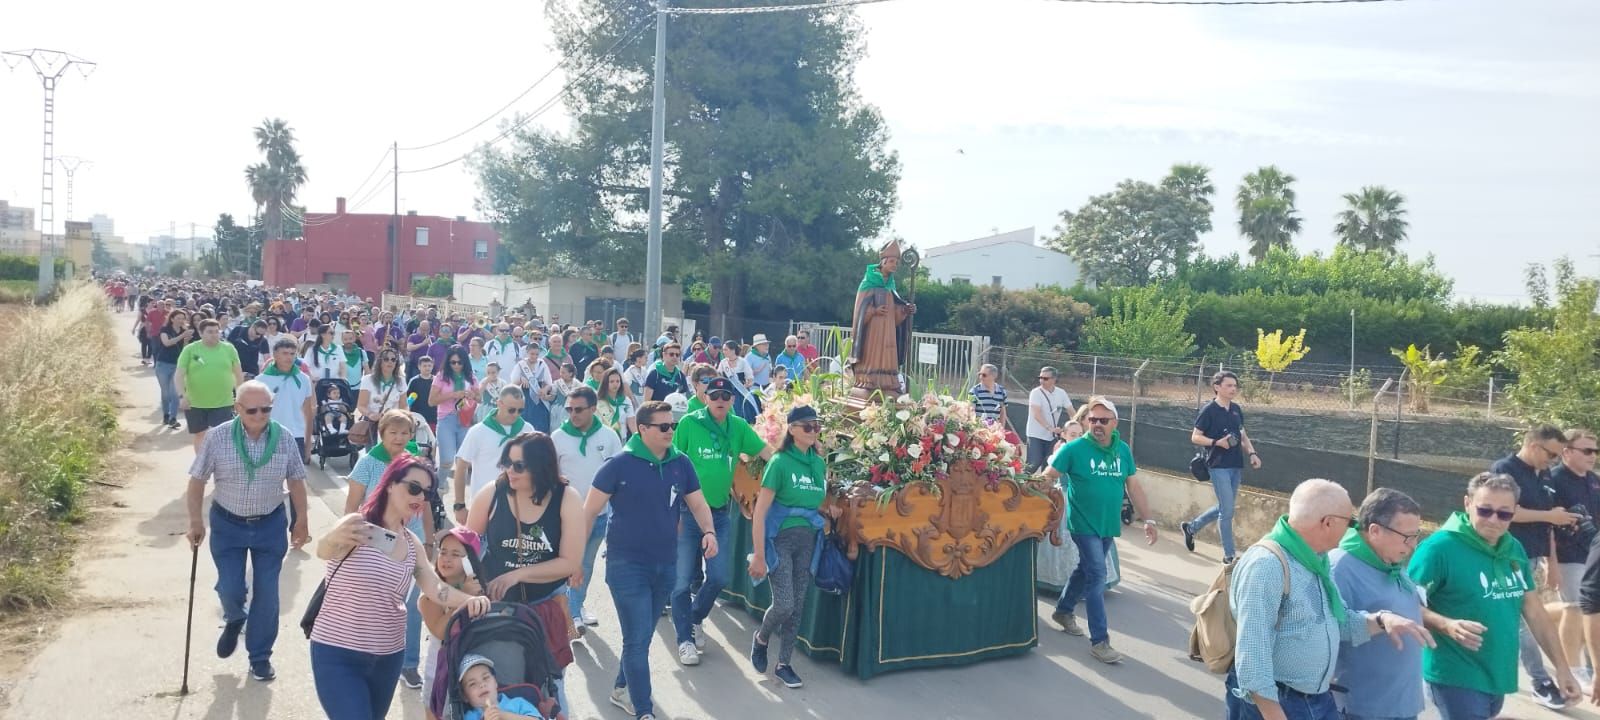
[848,239,916,397]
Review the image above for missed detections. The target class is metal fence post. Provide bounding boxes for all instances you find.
[1196,357,1205,409]
[1368,378,1396,497]
[1486,377,1495,419]
[1129,359,1150,450]
[1091,356,1099,396]
[1393,368,1407,460]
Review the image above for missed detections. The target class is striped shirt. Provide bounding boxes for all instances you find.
[969,382,1008,424]
[1230,543,1373,703]
[310,534,418,655]
[188,419,308,517]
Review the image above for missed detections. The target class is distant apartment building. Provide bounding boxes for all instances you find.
[0,200,42,256]
[922,227,1087,290]
[262,196,499,300]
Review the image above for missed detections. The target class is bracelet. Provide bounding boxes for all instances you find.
[702,530,715,537]
[1249,452,1259,457]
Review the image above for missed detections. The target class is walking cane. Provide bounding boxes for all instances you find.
[181,542,199,695]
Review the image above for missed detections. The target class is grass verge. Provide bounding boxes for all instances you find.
[0,283,118,611]
[0,280,34,305]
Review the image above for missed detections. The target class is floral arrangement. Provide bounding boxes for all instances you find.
[833,392,1024,496]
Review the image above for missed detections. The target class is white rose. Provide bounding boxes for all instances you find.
[907,444,922,459]
[971,448,982,459]
[947,433,961,446]
[897,394,913,405]
[872,433,887,445]
[896,410,911,421]
[879,452,891,463]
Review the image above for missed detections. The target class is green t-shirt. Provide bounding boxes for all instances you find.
[761,447,827,531]
[1407,523,1532,695]
[176,340,241,409]
[672,408,766,509]
[1049,435,1136,538]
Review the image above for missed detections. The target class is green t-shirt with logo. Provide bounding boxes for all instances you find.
[1407,519,1532,696]
[176,340,241,409]
[1049,434,1136,538]
[761,447,827,530]
[671,408,767,509]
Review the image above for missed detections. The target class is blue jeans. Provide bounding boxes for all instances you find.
[566,511,610,619]
[1225,668,1339,720]
[403,584,421,671]
[436,413,467,482]
[1341,714,1416,720]
[1056,533,1114,644]
[1190,466,1241,559]
[208,503,287,664]
[1427,683,1504,720]
[608,558,675,718]
[672,505,732,645]
[154,360,179,420]
[310,640,405,720]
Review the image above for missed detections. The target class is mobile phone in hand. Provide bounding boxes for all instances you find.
[361,523,399,554]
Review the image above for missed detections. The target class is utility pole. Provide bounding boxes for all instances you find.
[2,49,97,298]
[56,155,89,221]
[391,141,400,294]
[644,0,668,345]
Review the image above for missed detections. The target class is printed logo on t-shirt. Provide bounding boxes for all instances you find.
[1477,568,1529,601]
[790,472,823,491]
[1088,456,1124,478]
[502,525,553,559]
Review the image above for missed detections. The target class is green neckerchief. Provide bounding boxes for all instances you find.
[316,343,338,363]
[624,432,681,466]
[545,349,569,364]
[342,345,364,369]
[233,419,282,482]
[1339,527,1415,592]
[448,372,467,392]
[490,337,515,355]
[780,444,825,480]
[481,414,526,446]
[1265,515,1346,618]
[857,263,898,292]
[1439,510,1523,585]
[368,441,420,464]
[559,419,602,456]
[690,408,735,470]
[652,360,682,385]
[261,361,303,388]
[748,347,768,360]
[585,378,600,390]
[601,393,627,432]
[685,396,706,414]
[575,339,597,353]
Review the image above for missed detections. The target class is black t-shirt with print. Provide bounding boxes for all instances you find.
[1194,399,1246,469]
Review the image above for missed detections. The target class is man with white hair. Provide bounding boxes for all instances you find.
[184,380,310,683]
[1227,479,1433,720]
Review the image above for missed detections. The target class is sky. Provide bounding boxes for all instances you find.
[1,0,1596,303]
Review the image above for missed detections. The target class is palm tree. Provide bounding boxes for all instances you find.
[1334,185,1409,253]
[1162,163,1215,212]
[244,118,308,242]
[1236,166,1302,262]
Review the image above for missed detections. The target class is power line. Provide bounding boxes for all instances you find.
[346,146,393,202]
[397,6,649,152]
[397,15,656,176]
[350,174,396,213]
[666,0,1402,12]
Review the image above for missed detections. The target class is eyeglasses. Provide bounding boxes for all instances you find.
[1085,416,1113,426]
[1474,506,1516,522]
[400,480,431,497]
[1323,514,1359,529]
[1377,523,1422,546]
[240,405,274,415]
[450,359,464,365]
[708,390,734,401]
[1571,447,1599,456]
[643,421,679,433]
[1038,376,1054,381]
[564,405,592,413]
[793,421,821,433]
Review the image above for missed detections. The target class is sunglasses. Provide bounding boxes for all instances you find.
[400,480,431,496]
[1323,514,1359,529]
[1085,416,1113,426]
[708,390,734,401]
[1571,447,1599,456]
[508,460,531,474]
[793,421,821,433]
[1039,376,1054,381]
[665,353,681,358]
[563,405,592,413]
[240,405,274,415]
[450,359,464,364]
[696,378,711,386]
[1474,506,1516,522]
[643,421,679,433]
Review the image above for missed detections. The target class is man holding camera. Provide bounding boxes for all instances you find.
[1552,429,1600,687]
[1490,424,1584,709]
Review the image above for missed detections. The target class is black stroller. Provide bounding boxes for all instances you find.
[313,378,359,471]
[429,601,567,720]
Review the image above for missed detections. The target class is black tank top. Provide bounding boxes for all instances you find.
[483,480,566,602]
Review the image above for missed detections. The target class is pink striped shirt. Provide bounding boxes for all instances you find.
[310,534,417,655]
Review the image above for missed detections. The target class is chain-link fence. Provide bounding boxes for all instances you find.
[987,345,1530,521]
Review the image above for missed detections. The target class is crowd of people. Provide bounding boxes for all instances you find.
[106,275,1600,720]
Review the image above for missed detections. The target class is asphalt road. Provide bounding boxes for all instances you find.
[3,315,1586,719]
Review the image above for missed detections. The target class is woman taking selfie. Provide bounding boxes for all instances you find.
[312,455,489,720]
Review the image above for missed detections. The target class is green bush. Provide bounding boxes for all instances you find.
[0,254,68,282]
[946,286,1093,349]
[1079,285,1197,359]
[411,272,454,297]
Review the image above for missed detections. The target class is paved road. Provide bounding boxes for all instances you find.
[3,314,1587,719]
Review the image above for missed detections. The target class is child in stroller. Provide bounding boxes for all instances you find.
[313,378,359,470]
[458,654,544,720]
[430,602,569,720]
[320,382,352,437]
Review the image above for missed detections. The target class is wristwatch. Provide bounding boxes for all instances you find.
[1374,611,1389,632]
[452,502,467,511]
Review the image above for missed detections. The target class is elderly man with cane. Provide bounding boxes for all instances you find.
[185,380,310,683]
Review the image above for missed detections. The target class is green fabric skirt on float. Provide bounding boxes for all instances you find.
[721,510,1041,679]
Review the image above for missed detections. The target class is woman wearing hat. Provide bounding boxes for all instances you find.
[747,405,834,689]
[420,527,485,719]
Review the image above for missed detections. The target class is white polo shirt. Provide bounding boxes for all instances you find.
[257,367,315,439]
[485,337,520,375]
[457,421,520,501]
[551,422,622,504]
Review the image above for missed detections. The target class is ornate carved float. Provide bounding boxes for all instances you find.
[732,459,1064,580]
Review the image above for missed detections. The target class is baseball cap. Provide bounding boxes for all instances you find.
[706,377,735,394]
[459,653,494,681]
[708,336,723,347]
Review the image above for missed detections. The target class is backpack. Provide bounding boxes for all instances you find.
[1186,540,1290,674]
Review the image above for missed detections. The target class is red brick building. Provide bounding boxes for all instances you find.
[262,197,499,299]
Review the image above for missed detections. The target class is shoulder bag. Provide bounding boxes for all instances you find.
[348,382,396,447]
[300,546,357,638]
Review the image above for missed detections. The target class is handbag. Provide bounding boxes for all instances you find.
[1189,449,1212,482]
[812,531,854,595]
[300,546,357,638]
[348,382,397,446]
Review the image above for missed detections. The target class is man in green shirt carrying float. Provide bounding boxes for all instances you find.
[670,375,774,666]
[1409,471,1580,719]
[1040,395,1157,666]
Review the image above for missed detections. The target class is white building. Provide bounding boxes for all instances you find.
[449,273,684,329]
[0,200,41,256]
[921,227,1086,290]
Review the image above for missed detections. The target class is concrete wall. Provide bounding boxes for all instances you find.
[1138,469,1287,548]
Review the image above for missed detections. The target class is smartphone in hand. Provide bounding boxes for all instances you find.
[360,523,399,554]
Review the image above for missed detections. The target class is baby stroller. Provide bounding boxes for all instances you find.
[313,378,359,471]
[430,601,566,720]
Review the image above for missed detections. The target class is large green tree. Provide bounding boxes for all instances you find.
[245,118,308,244]
[1237,165,1302,262]
[1047,165,1212,287]
[1498,263,1600,430]
[476,0,899,336]
[212,213,263,278]
[1334,185,1409,253]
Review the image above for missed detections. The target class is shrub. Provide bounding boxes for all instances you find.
[1079,285,1196,359]
[0,254,68,282]
[946,286,1093,349]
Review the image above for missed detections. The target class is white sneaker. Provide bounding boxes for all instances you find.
[693,622,706,650]
[609,686,635,715]
[678,640,701,666]
[581,610,599,626]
